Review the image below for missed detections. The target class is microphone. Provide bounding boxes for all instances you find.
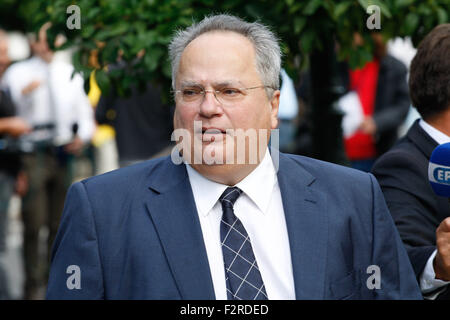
[428,142,450,198]
[72,123,79,137]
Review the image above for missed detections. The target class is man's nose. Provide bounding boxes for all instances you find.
[199,90,223,117]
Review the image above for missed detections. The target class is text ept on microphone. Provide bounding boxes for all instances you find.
[428,142,450,199]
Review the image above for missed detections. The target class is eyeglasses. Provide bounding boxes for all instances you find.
[173,85,276,106]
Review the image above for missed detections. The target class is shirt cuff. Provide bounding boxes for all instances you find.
[420,249,450,298]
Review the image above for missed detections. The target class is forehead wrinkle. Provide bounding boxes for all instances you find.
[179,80,202,88]
[212,80,245,87]
[177,32,261,90]
[179,79,245,88]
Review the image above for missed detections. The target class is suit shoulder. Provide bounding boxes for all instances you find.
[384,55,407,73]
[373,139,422,170]
[283,153,372,185]
[80,156,168,193]
[281,154,379,222]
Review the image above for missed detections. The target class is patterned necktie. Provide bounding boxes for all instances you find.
[219,187,268,300]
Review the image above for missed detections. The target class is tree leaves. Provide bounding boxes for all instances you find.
[94,69,111,96]
[358,0,392,18]
[334,2,353,20]
[14,0,447,98]
[437,7,448,24]
[303,0,322,15]
[403,12,420,35]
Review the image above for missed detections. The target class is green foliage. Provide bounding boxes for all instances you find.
[0,0,47,32]
[9,0,448,98]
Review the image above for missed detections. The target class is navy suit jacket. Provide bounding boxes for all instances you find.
[46,152,421,299]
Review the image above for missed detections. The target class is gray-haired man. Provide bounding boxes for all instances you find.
[47,14,420,300]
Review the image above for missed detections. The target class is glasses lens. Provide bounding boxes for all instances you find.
[217,88,245,104]
[177,86,250,106]
[180,87,203,102]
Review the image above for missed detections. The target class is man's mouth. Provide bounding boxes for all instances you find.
[201,127,226,134]
[199,127,227,142]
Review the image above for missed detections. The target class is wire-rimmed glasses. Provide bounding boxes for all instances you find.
[173,85,276,106]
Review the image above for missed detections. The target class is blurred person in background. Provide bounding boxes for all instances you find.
[339,32,410,172]
[0,29,31,300]
[0,30,10,78]
[277,69,299,153]
[1,23,95,299]
[293,33,410,165]
[372,24,450,299]
[95,49,173,167]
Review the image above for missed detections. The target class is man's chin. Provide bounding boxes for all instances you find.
[195,144,228,165]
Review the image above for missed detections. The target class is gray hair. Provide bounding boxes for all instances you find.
[168,14,281,96]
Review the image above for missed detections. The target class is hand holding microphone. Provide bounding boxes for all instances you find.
[64,123,83,155]
[428,142,450,281]
[434,218,450,281]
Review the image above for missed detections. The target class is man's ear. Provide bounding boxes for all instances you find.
[270,90,280,130]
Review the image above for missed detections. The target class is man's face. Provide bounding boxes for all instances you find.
[173,31,279,176]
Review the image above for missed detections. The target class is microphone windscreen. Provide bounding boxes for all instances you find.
[428,142,450,197]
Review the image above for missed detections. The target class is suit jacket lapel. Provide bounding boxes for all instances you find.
[277,153,328,299]
[144,158,215,299]
[143,154,329,299]
[408,119,438,159]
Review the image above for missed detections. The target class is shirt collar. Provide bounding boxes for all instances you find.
[185,163,228,217]
[185,148,277,216]
[419,119,450,145]
[235,149,276,214]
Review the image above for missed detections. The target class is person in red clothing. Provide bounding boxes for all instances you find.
[345,56,379,164]
[344,33,410,172]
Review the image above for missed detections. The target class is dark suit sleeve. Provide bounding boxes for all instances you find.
[367,173,422,299]
[372,152,437,279]
[373,60,410,134]
[46,182,104,299]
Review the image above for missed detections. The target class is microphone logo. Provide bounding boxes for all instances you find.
[428,143,450,198]
[433,166,450,185]
[429,163,450,185]
[433,167,450,184]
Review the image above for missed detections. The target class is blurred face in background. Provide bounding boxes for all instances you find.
[0,31,10,78]
[30,22,53,63]
[352,31,387,59]
[173,31,280,184]
[371,32,387,59]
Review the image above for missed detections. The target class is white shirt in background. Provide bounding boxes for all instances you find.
[1,56,94,145]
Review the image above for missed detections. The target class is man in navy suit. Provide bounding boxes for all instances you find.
[46,14,421,299]
[372,24,450,299]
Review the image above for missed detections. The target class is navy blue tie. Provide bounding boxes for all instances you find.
[219,187,268,300]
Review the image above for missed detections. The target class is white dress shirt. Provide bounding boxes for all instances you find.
[1,56,94,145]
[185,149,296,300]
[418,119,450,298]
